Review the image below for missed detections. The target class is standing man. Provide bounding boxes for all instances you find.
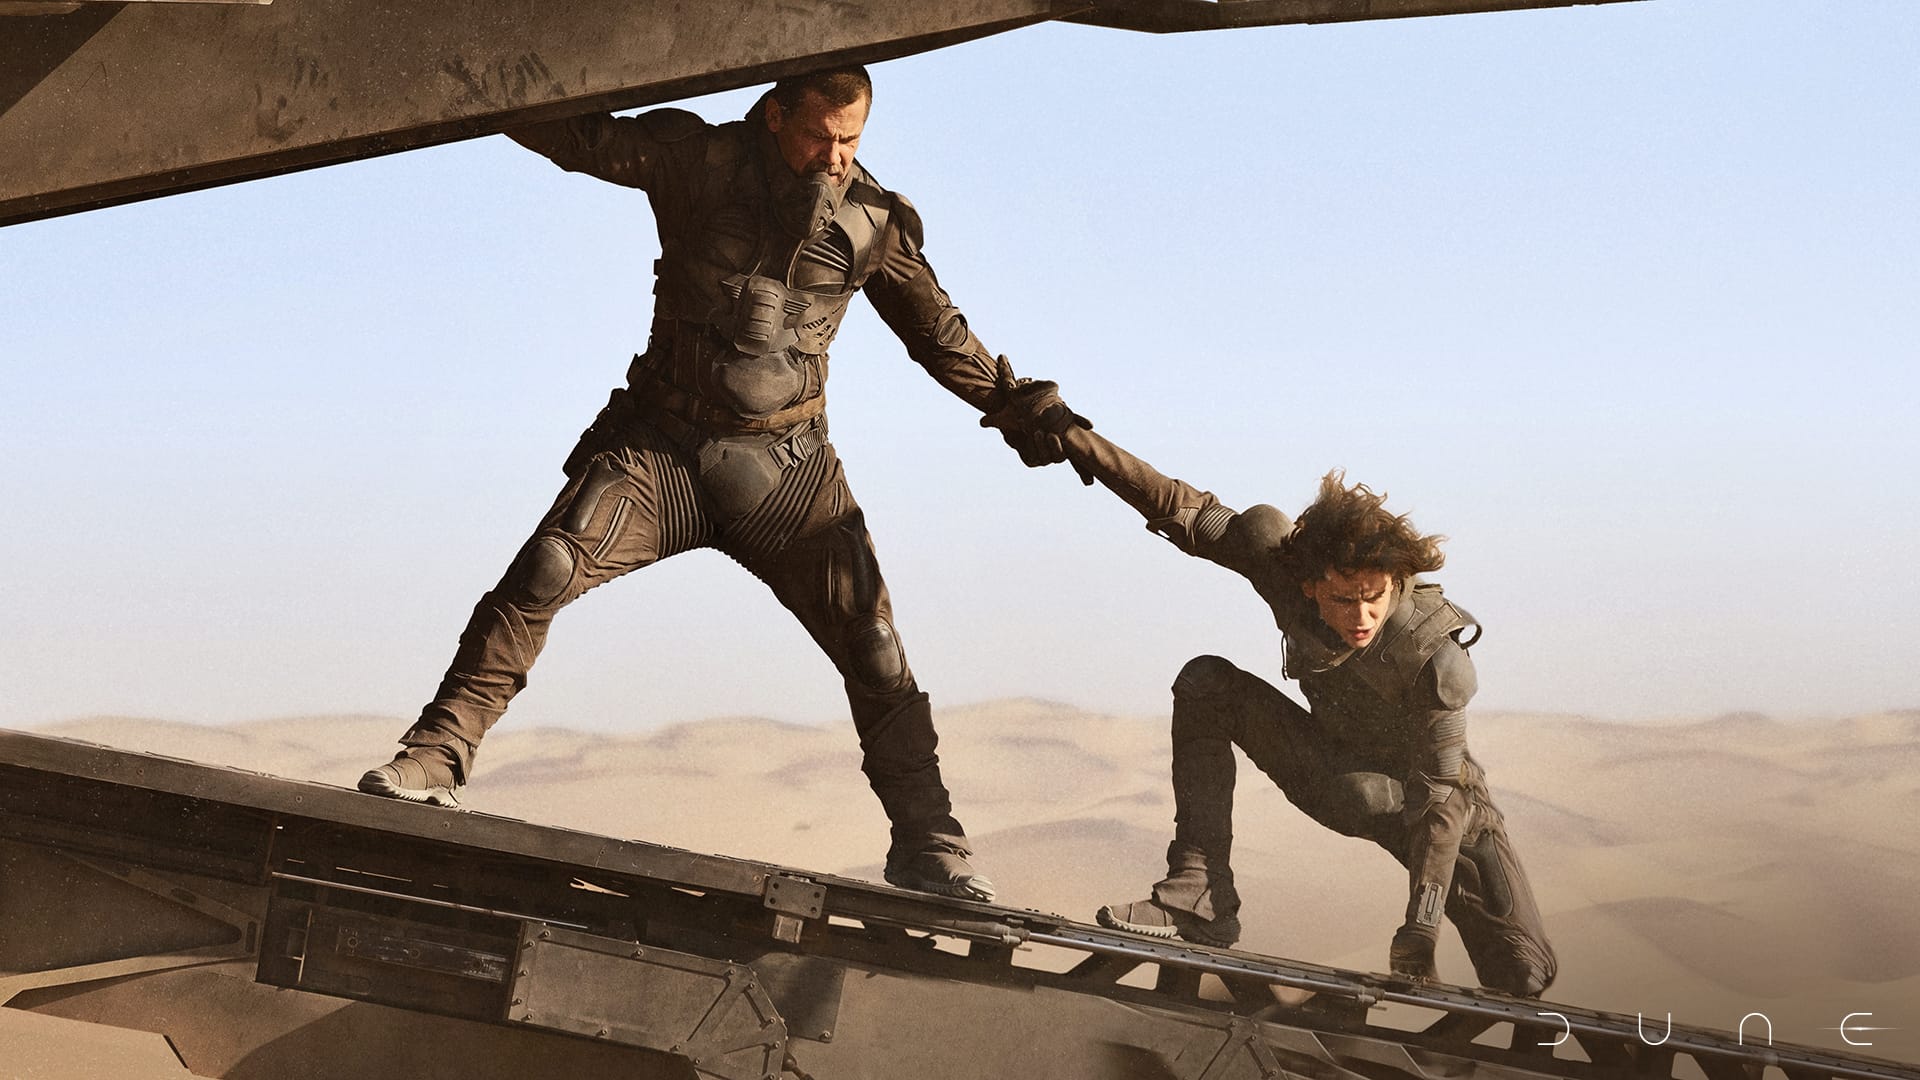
[360,66,1058,903]
[983,390,1556,994]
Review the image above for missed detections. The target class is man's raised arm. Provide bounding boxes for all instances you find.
[505,108,707,192]
[1049,424,1291,581]
[863,193,1008,410]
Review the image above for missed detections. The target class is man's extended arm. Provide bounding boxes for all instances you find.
[862,194,1010,409]
[1388,649,1478,982]
[863,196,1090,470]
[1054,426,1291,580]
[504,108,707,195]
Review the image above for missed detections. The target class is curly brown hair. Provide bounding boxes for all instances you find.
[771,65,873,112]
[1281,469,1446,585]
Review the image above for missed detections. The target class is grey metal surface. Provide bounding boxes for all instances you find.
[1026,927,1920,1080]
[0,726,775,896]
[5,728,1915,1080]
[0,0,1065,225]
[0,0,1649,226]
[258,900,516,1020]
[1067,0,1644,33]
[509,925,787,1080]
[0,1009,213,1080]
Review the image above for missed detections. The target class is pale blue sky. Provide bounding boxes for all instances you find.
[3,0,1916,730]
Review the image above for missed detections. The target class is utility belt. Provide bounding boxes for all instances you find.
[626,371,829,527]
[627,321,827,436]
[564,377,829,492]
[626,339,829,473]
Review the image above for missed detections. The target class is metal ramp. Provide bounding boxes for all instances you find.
[2,728,1913,1080]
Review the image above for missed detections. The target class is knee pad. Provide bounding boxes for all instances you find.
[506,535,577,607]
[1172,655,1238,702]
[845,615,908,693]
[1460,828,1516,919]
[1316,772,1404,835]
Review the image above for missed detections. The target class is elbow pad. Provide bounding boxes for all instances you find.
[1146,501,1235,554]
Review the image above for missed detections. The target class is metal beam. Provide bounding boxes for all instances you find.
[0,0,1068,226]
[4,729,1916,1080]
[2,0,1651,228]
[1067,0,1646,34]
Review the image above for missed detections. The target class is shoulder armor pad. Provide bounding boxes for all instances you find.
[831,168,892,278]
[889,191,926,252]
[1222,503,1293,553]
[637,107,706,142]
[844,174,890,223]
[1451,600,1482,649]
[1346,582,1475,707]
[1428,640,1479,710]
[844,164,886,203]
[1396,584,1472,657]
[699,119,753,181]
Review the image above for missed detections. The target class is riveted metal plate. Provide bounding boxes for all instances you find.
[763,874,824,919]
[508,924,785,1080]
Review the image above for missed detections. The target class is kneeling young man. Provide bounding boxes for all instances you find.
[988,393,1555,996]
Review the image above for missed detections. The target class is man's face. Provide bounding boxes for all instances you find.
[766,89,868,187]
[1302,567,1397,650]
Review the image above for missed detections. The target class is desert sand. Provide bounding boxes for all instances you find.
[31,703,1920,1066]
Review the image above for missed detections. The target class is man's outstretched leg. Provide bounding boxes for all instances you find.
[362,435,696,804]
[856,687,987,901]
[1099,655,1319,947]
[736,461,993,902]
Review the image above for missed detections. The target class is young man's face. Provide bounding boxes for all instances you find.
[766,89,868,187]
[1302,567,1397,650]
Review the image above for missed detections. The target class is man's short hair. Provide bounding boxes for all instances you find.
[771,64,873,111]
[1283,469,1447,584]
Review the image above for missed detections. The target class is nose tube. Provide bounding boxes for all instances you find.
[774,171,843,238]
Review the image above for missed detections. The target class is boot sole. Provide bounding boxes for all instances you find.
[885,870,997,904]
[1096,904,1239,948]
[357,768,463,808]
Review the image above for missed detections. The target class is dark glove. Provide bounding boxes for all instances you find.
[1389,924,1439,982]
[978,356,1094,483]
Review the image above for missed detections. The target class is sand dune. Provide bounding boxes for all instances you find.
[29,704,1920,1065]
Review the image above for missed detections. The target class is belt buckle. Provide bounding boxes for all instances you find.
[767,418,821,470]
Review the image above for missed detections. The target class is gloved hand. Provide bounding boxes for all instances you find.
[1389,924,1439,982]
[978,356,1094,483]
